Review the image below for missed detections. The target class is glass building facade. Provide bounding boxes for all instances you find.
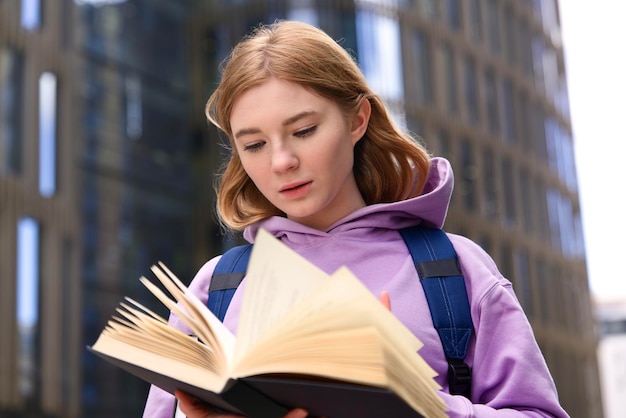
[74,1,195,415]
[0,0,602,417]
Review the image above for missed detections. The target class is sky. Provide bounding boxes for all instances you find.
[559,1,626,299]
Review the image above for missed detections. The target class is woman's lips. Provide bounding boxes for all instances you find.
[279,181,312,199]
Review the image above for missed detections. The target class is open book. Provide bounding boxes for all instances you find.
[88,229,447,418]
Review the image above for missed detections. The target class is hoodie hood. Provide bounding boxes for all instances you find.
[243,157,454,244]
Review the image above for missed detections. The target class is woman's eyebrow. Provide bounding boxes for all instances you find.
[234,127,261,140]
[282,110,317,127]
[234,110,318,140]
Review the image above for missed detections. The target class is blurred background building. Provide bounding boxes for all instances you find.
[0,0,602,417]
[595,296,626,418]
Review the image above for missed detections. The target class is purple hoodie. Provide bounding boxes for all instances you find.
[142,158,569,418]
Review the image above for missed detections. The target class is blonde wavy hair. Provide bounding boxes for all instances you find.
[206,20,431,231]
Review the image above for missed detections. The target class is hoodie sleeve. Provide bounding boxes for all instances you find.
[444,236,570,418]
[141,257,220,418]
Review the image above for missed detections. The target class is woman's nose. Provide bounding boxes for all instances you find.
[271,144,299,173]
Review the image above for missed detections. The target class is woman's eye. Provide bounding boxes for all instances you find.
[243,141,265,152]
[294,126,317,138]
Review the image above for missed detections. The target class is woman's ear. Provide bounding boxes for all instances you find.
[351,98,372,145]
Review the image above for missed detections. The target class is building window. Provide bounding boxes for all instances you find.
[544,117,578,192]
[482,148,498,220]
[531,36,546,92]
[533,0,559,32]
[460,140,476,211]
[501,158,517,228]
[39,72,58,197]
[559,194,576,259]
[534,177,551,242]
[356,9,404,101]
[446,0,461,30]
[573,211,585,259]
[544,117,559,177]
[486,0,501,55]
[542,48,559,106]
[464,56,479,124]
[287,0,319,26]
[125,73,143,140]
[536,258,550,323]
[519,22,534,76]
[501,79,516,143]
[415,0,439,20]
[530,0,543,24]
[546,188,562,255]
[17,217,41,401]
[546,188,579,259]
[0,46,24,175]
[409,31,433,105]
[513,248,534,317]
[503,6,517,66]
[433,130,451,159]
[518,93,531,150]
[468,0,483,43]
[21,0,42,30]
[556,61,571,119]
[442,43,458,114]
[484,70,499,133]
[519,168,534,234]
[531,105,548,164]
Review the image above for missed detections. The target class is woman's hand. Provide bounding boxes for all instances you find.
[174,390,309,418]
[379,290,391,311]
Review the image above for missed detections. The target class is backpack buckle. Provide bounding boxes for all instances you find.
[448,358,472,398]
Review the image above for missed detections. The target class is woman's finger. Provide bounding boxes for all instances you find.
[283,408,309,418]
[379,290,391,311]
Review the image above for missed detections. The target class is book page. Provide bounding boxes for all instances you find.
[89,263,242,393]
[235,229,330,362]
[233,266,445,417]
[235,266,429,380]
[90,333,229,393]
[146,263,236,372]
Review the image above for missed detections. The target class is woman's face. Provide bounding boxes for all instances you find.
[230,78,370,230]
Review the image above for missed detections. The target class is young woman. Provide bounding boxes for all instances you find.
[143,21,569,418]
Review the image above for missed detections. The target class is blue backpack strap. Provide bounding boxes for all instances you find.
[399,225,473,399]
[207,244,253,322]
